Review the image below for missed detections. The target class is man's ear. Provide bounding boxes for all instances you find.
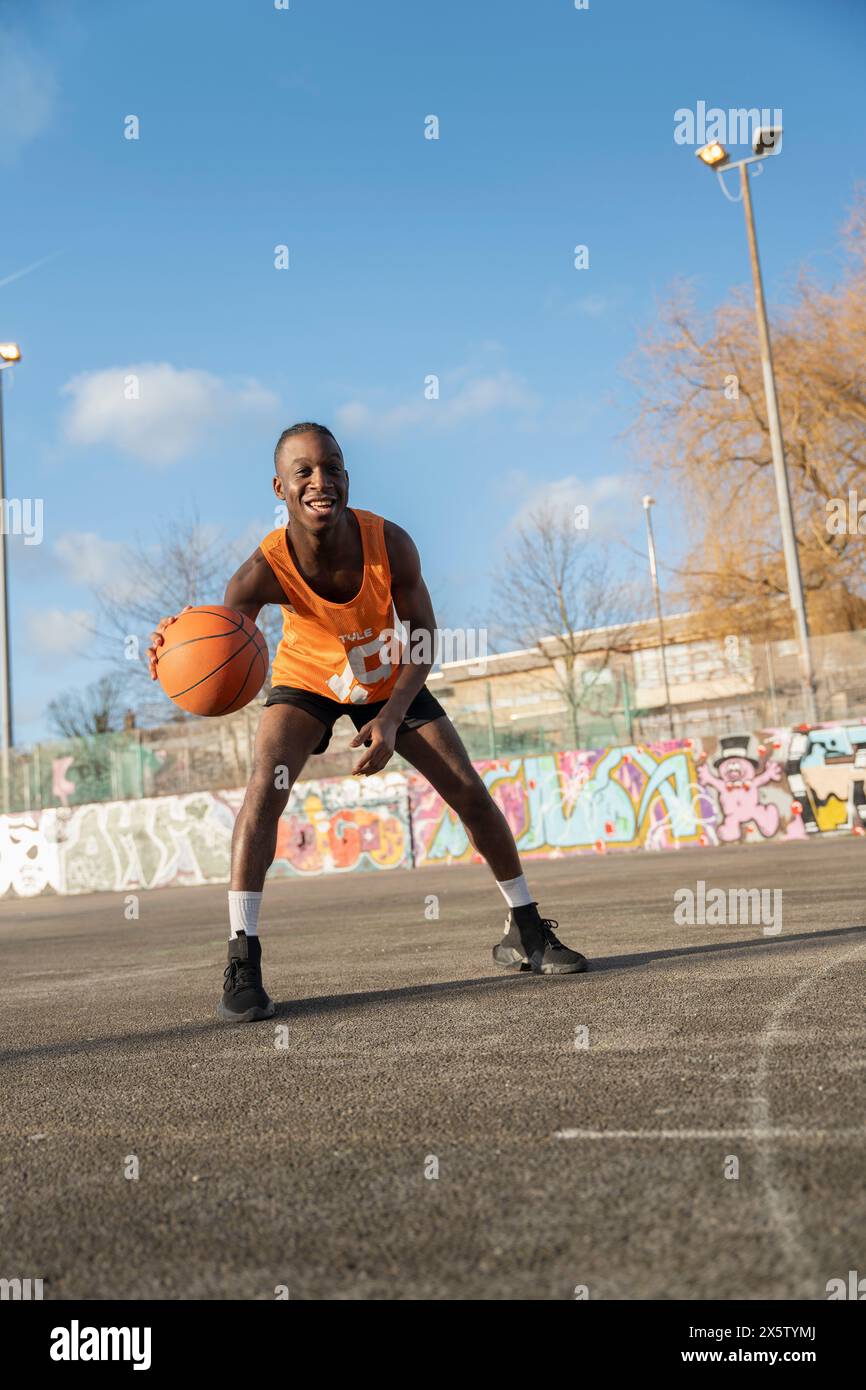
[272,474,285,499]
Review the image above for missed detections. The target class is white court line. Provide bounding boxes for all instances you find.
[555,1128,866,1141]
[750,938,866,1298]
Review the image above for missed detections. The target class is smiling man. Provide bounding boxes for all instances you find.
[148,422,587,1022]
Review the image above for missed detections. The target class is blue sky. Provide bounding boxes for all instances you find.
[1,0,864,741]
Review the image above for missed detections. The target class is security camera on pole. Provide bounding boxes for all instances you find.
[694,126,817,725]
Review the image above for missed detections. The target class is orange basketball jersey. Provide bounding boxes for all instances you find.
[259,509,402,704]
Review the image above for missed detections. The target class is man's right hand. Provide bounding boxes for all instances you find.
[147,605,193,680]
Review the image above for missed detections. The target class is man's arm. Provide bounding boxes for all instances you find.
[381,521,437,722]
[147,548,284,679]
[223,547,287,621]
[349,520,437,775]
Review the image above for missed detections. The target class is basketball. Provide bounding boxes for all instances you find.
[156,605,269,716]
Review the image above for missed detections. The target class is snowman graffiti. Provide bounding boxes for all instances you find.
[697,734,782,842]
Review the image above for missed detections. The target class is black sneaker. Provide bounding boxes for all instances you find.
[492,903,587,975]
[217,931,275,1022]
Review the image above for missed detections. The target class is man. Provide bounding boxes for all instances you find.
[148,423,586,1022]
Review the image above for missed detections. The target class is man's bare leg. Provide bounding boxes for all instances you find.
[231,703,326,891]
[396,716,587,974]
[219,704,327,1022]
[396,716,521,878]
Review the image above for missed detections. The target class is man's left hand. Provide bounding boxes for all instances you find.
[350,712,400,776]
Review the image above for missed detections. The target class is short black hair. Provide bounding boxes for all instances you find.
[274,422,341,469]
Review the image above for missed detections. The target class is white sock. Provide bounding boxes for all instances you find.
[228,891,262,939]
[496,874,533,909]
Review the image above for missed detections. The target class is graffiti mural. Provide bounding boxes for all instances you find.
[695,733,806,844]
[0,776,411,898]
[771,724,866,835]
[692,725,866,842]
[1,724,864,898]
[273,774,411,876]
[409,742,710,866]
[46,792,241,895]
[0,814,62,897]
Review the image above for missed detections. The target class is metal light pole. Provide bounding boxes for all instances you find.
[0,343,21,811]
[642,495,675,740]
[738,165,816,722]
[695,129,817,724]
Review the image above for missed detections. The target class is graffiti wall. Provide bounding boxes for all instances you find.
[1,724,863,897]
[693,733,806,845]
[772,725,866,835]
[408,725,866,865]
[409,742,709,866]
[693,727,866,843]
[272,773,410,878]
[0,774,411,898]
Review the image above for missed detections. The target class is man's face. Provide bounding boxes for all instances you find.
[273,432,349,533]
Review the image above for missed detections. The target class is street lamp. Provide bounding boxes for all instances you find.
[696,141,728,168]
[642,495,675,740]
[694,126,817,725]
[0,341,21,809]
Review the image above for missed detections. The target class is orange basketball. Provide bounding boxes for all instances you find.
[156,605,269,716]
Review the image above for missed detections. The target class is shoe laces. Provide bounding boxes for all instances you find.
[539,917,565,950]
[224,958,259,993]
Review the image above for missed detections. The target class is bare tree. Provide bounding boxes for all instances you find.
[82,514,283,725]
[46,674,128,739]
[630,192,866,639]
[492,505,638,746]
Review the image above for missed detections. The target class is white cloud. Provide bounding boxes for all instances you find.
[61,363,278,465]
[505,469,639,538]
[543,287,628,321]
[26,607,92,657]
[0,30,58,165]
[335,369,537,438]
[571,295,613,319]
[54,524,230,606]
[54,532,127,587]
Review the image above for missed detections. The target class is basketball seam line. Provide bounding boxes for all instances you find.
[213,642,269,717]
[155,609,246,663]
[167,628,266,699]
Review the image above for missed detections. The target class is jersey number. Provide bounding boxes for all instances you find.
[327,634,392,703]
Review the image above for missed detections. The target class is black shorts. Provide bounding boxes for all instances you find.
[264,683,447,754]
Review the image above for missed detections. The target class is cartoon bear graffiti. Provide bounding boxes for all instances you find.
[697,734,783,842]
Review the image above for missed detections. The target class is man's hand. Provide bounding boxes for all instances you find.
[146,605,193,680]
[349,712,400,776]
